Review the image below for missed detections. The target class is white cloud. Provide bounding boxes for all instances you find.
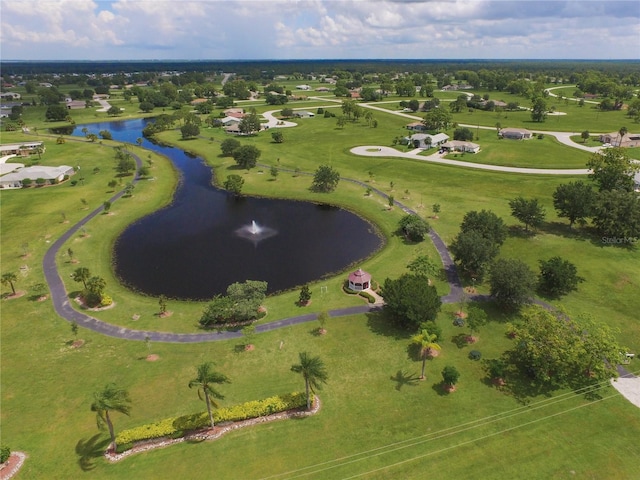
[0,0,638,59]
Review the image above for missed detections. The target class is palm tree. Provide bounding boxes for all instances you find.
[1,272,18,295]
[72,267,91,290]
[291,352,328,410]
[618,126,628,146]
[188,362,229,429]
[410,330,441,380]
[90,383,131,452]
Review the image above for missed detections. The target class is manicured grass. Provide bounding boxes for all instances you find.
[1,96,639,479]
[443,131,592,169]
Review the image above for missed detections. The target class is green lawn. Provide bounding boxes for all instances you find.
[1,95,639,479]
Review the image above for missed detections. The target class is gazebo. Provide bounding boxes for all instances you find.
[348,268,372,291]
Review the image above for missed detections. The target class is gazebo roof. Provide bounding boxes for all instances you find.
[348,268,371,283]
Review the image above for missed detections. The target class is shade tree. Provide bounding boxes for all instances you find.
[406,254,439,281]
[232,145,261,170]
[382,274,442,330]
[398,214,430,242]
[586,147,639,192]
[223,174,244,196]
[450,230,500,281]
[220,138,241,156]
[509,197,546,232]
[311,165,340,193]
[441,366,460,390]
[552,181,595,228]
[591,189,640,239]
[506,307,623,390]
[538,256,584,298]
[489,258,536,311]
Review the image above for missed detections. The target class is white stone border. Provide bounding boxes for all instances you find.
[106,397,321,462]
[0,452,27,480]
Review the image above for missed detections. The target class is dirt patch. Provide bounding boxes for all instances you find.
[443,384,457,393]
[146,354,160,362]
[317,328,327,336]
[466,335,478,344]
[157,311,173,318]
[72,339,85,348]
[427,348,440,358]
[37,295,49,302]
[455,311,468,319]
[244,344,255,352]
[3,291,26,300]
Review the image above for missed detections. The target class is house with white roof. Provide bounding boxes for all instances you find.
[0,142,45,157]
[441,140,481,154]
[404,133,450,149]
[499,128,533,140]
[0,165,74,189]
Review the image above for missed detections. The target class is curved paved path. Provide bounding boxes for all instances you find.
[41,142,463,342]
[350,146,590,175]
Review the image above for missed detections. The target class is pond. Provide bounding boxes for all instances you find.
[66,119,383,300]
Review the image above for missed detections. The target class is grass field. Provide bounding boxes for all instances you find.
[1,90,639,479]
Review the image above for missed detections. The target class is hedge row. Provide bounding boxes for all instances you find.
[0,445,10,464]
[358,291,375,303]
[115,392,306,450]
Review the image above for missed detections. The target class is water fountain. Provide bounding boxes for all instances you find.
[235,220,278,244]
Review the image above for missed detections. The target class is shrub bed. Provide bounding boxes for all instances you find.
[1,445,10,464]
[358,291,375,303]
[115,392,306,451]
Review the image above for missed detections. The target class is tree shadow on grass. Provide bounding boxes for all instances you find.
[431,381,449,397]
[390,370,421,391]
[365,310,411,340]
[75,434,110,471]
[507,225,538,239]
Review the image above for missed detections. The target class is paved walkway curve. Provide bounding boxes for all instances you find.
[40,138,464,342]
[350,146,590,175]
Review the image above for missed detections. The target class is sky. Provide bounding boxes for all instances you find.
[1,0,639,61]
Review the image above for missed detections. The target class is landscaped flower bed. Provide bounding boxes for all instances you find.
[113,392,309,457]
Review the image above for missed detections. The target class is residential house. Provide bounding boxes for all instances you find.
[315,87,331,92]
[0,165,74,189]
[220,116,242,127]
[406,122,427,132]
[223,108,244,118]
[598,132,640,148]
[404,133,450,149]
[499,127,533,140]
[295,85,311,90]
[224,124,242,135]
[0,92,21,100]
[293,111,315,118]
[66,99,86,109]
[0,142,45,157]
[441,140,480,154]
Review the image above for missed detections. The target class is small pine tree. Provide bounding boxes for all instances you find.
[299,285,312,306]
[71,321,79,339]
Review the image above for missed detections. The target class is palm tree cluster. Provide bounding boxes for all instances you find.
[91,353,328,450]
